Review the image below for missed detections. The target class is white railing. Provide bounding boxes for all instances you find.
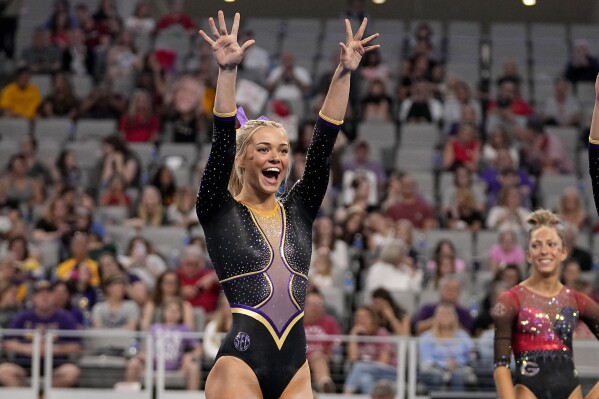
[1,328,598,399]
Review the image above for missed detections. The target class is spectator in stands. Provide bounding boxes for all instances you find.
[413,275,473,334]
[343,306,396,394]
[365,239,422,293]
[359,49,391,84]
[360,78,394,122]
[418,303,476,391]
[79,84,127,119]
[56,232,101,286]
[62,27,94,76]
[425,243,466,289]
[496,59,523,88]
[385,173,437,230]
[237,29,270,81]
[92,273,139,329]
[125,298,202,390]
[343,139,387,193]
[95,135,141,190]
[19,135,53,186]
[495,263,523,289]
[7,235,42,278]
[310,248,336,289]
[92,0,122,38]
[20,28,62,73]
[472,281,510,338]
[52,280,86,328]
[167,185,200,228]
[73,3,110,78]
[141,270,194,330]
[479,148,534,209]
[488,228,526,273]
[97,251,146,303]
[519,116,574,175]
[266,52,312,104]
[127,185,167,227]
[125,1,156,36]
[0,280,18,328]
[48,7,72,49]
[120,89,160,143]
[565,38,599,84]
[542,77,583,127]
[31,195,71,242]
[441,122,481,172]
[443,81,482,132]
[371,287,411,335]
[151,165,177,206]
[118,236,167,290]
[487,80,534,117]
[163,74,206,144]
[0,67,42,119]
[203,294,232,362]
[481,126,519,168]
[45,1,77,32]
[0,154,44,210]
[399,80,443,125]
[52,149,82,191]
[408,21,438,58]
[304,290,341,393]
[312,215,349,275]
[38,71,79,119]
[561,258,583,289]
[106,30,142,96]
[486,186,531,233]
[0,280,82,388]
[562,223,593,271]
[557,187,590,232]
[176,245,220,314]
[0,0,18,60]
[394,218,420,265]
[342,170,378,211]
[99,174,132,207]
[137,53,167,107]
[156,0,196,33]
[444,188,484,232]
[442,165,485,217]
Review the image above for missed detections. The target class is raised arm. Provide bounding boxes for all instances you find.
[321,18,379,122]
[198,11,254,115]
[589,74,599,216]
[196,11,254,222]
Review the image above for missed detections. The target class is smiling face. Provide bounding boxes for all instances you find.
[527,226,568,278]
[238,127,290,197]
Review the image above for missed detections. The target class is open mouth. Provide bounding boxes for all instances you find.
[262,167,281,185]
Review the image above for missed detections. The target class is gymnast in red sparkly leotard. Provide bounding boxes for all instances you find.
[493,210,599,399]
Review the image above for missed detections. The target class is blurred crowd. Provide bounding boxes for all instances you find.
[1,0,599,395]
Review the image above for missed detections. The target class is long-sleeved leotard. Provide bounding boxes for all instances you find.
[196,112,340,399]
[493,284,599,399]
[589,138,599,216]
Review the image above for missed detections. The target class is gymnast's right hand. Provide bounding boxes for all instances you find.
[199,11,254,70]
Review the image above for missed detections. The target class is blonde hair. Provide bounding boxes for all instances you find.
[227,119,289,197]
[379,239,406,266]
[526,209,565,246]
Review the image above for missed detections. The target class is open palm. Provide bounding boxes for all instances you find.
[199,11,254,69]
[339,18,380,72]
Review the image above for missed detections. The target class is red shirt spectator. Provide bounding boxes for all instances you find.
[176,246,220,313]
[384,174,437,230]
[157,1,196,33]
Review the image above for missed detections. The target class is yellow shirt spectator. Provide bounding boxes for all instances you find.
[55,258,101,287]
[0,82,42,119]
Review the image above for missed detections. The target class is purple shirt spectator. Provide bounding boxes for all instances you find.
[150,323,199,371]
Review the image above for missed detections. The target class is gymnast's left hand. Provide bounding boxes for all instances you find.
[338,18,380,72]
[198,11,254,70]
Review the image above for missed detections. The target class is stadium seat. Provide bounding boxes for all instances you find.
[76,119,118,141]
[34,117,73,143]
[0,118,30,139]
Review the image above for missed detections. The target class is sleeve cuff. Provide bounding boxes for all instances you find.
[319,110,343,126]
[589,136,599,145]
[213,109,237,118]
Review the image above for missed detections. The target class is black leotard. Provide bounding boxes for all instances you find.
[197,112,341,399]
[589,139,599,216]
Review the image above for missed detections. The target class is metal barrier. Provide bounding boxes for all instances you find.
[1,328,598,399]
[0,329,41,399]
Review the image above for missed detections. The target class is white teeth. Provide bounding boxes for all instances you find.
[264,167,280,173]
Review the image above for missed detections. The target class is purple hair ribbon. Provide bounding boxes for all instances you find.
[236,106,268,127]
